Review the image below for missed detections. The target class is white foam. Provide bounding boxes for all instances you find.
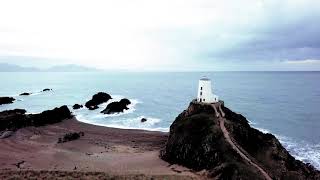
[29,92,41,96]
[248,121,320,170]
[76,114,168,132]
[278,136,320,170]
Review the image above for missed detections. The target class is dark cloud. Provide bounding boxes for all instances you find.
[204,5,320,62]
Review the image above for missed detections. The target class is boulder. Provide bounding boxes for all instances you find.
[0,97,15,105]
[141,118,147,123]
[160,101,320,180]
[73,104,83,110]
[85,92,112,110]
[19,92,32,96]
[101,98,131,114]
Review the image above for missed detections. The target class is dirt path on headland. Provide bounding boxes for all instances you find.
[219,118,272,180]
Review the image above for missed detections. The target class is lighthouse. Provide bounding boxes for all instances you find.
[197,77,219,104]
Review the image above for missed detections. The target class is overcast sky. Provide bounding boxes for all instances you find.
[0,0,320,71]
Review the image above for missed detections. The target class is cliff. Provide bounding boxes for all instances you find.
[160,101,320,180]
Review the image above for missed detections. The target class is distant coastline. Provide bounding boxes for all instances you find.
[0,63,101,72]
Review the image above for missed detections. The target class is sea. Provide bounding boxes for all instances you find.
[0,71,319,169]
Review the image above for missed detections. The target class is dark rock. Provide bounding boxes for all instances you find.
[141,118,147,123]
[42,88,52,92]
[85,92,112,110]
[13,161,25,169]
[73,104,83,110]
[19,92,32,96]
[119,98,131,105]
[0,106,72,131]
[30,106,72,127]
[100,98,131,114]
[0,131,14,139]
[0,97,15,105]
[160,101,320,180]
[0,109,27,131]
[88,105,99,110]
[58,132,84,143]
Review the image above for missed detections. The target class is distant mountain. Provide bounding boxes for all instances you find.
[0,63,40,72]
[0,63,100,72]
[46,64,99,72]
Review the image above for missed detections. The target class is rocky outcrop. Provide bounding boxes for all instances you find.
[30,106,72,127]
[85,92,112,110]
[0,106,72,131]
[58,132,84,143]
[0,97,15,105]
[101,98,131,114]
[19,92,32,96]
[0,130,14,139]
[73,104,83,110]
[160,101,320,180]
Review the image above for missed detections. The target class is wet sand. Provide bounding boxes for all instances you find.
[0,118,199,179]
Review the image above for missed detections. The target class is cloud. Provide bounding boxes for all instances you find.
[0,0,320,70]
[284,59,320,64]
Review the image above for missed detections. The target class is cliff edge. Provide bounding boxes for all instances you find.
[160,100,320,180]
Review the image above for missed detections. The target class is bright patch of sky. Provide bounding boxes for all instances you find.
[0,0,320,71]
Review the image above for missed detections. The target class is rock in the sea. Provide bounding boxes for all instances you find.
[58,132,84,143]
[85,92,112,110]
[0,97,15,105]
[119,98,131,105]
[160,101,320,180]
[141,118,147,123]
[42,88,52,92]
[73,104,83,110]
[0,106,72,131]
[101,98,131,114]
[19,92,32,96]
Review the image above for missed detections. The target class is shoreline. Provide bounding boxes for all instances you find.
[0,117,199,179]
[75,114,170,133]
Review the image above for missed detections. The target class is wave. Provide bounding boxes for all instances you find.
[250,123,320,170]
[76,114,168,132]
[278,136,320,170]
[29,92,42,96]
[74,96,169,132]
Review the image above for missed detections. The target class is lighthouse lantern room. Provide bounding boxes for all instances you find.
[197,77,219,104]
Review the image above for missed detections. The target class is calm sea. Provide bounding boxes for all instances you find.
[0,71,319,169]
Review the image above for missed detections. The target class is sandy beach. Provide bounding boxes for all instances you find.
[0,117,199,179]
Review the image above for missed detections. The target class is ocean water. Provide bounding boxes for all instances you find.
[0,71,319,169]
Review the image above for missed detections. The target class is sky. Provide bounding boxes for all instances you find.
[0,0,320,71]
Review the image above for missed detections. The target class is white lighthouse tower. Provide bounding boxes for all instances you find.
[197,77,219,103]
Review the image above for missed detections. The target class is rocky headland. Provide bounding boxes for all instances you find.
[160,100,320,179]
[0,106,72,132]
